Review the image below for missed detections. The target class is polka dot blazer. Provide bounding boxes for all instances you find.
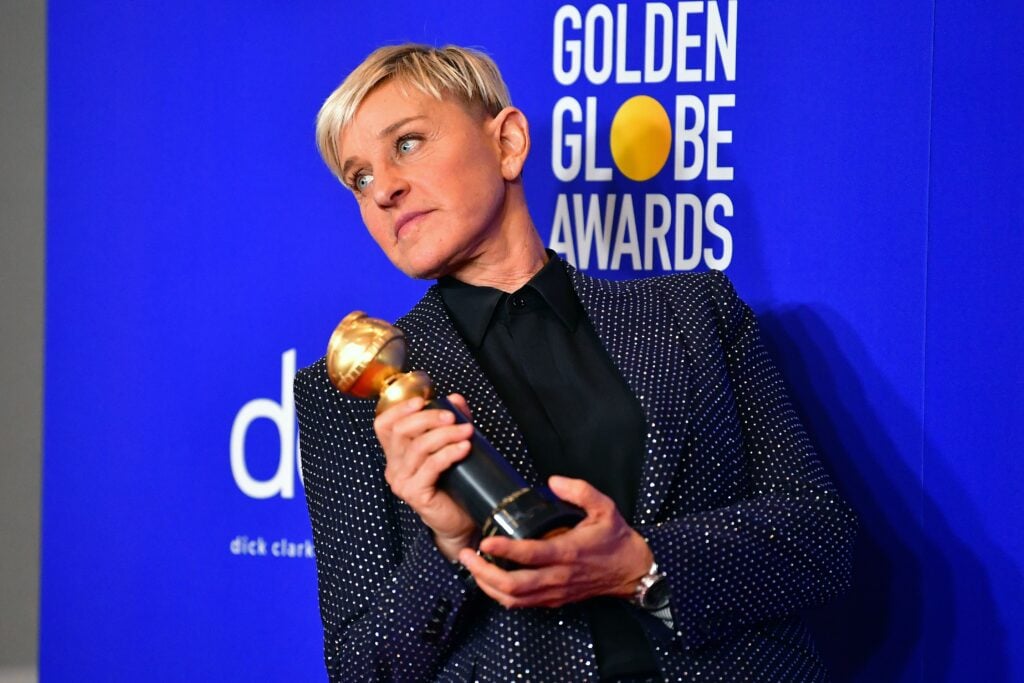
[295,267,857,682]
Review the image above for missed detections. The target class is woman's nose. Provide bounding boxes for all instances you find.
[371,166,409,208]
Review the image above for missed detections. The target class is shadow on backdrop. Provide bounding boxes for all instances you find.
[759,305,1011,682]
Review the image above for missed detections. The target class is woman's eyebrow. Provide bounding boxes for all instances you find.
[376,115,427,139]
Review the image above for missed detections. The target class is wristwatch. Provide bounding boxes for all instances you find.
[631,561,671,611]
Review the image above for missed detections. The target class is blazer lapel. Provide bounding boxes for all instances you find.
[396,270,690,525]
[397,288,543,487]
[569,269,690,526]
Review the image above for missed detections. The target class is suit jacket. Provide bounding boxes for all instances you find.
[295,267,857,682]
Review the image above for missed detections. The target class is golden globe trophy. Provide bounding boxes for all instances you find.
[326,311,585,542]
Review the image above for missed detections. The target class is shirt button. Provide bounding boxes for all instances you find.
[510,296,526,309]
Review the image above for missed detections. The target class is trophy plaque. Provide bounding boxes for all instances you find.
[326,311,585,542]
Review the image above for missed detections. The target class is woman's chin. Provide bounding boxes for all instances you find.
[394,256,453,281]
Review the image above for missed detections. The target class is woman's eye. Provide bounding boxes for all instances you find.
[398,138,419,154]
[355,173,373,191]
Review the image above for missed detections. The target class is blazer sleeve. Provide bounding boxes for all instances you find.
[638,270,857,650]
[294,361,479,682]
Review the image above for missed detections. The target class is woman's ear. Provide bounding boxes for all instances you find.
[492,107,531,181]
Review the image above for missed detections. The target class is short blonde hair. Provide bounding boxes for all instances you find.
[315,44,512,180]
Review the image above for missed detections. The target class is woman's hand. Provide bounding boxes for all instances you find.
[374,393,478,560]
[458,476,654,608]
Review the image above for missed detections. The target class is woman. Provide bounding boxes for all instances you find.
[297,43,856,682]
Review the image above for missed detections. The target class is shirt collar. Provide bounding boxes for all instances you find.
[437,251,581,347]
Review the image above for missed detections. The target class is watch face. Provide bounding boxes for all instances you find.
[644,576,671,610]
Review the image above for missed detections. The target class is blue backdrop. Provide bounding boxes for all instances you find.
[42,1,1023,680]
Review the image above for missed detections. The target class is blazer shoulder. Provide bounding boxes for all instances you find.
[294,286,443,409]
[294,355,331,405]
[607,269,741,315]
[634,269,752,348]
[393,286,449,337]
[294,355,378,432]
[636,268,737,299]
[570,264,735,301]
[295,288,447,426]
[567,265,746,336]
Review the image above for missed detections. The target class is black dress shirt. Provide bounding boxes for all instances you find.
[438,254,659,680]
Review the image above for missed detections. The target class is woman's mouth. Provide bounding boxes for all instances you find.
[394,210,431,238]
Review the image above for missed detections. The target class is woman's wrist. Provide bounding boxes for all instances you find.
[613,530,656,598]
[434,529,479,562]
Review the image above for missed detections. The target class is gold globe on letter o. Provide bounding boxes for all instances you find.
[609,95,672,182]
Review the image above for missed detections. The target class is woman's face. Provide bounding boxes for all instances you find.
[337,80,510,280]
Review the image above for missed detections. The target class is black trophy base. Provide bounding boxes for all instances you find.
[482,486,586,541]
